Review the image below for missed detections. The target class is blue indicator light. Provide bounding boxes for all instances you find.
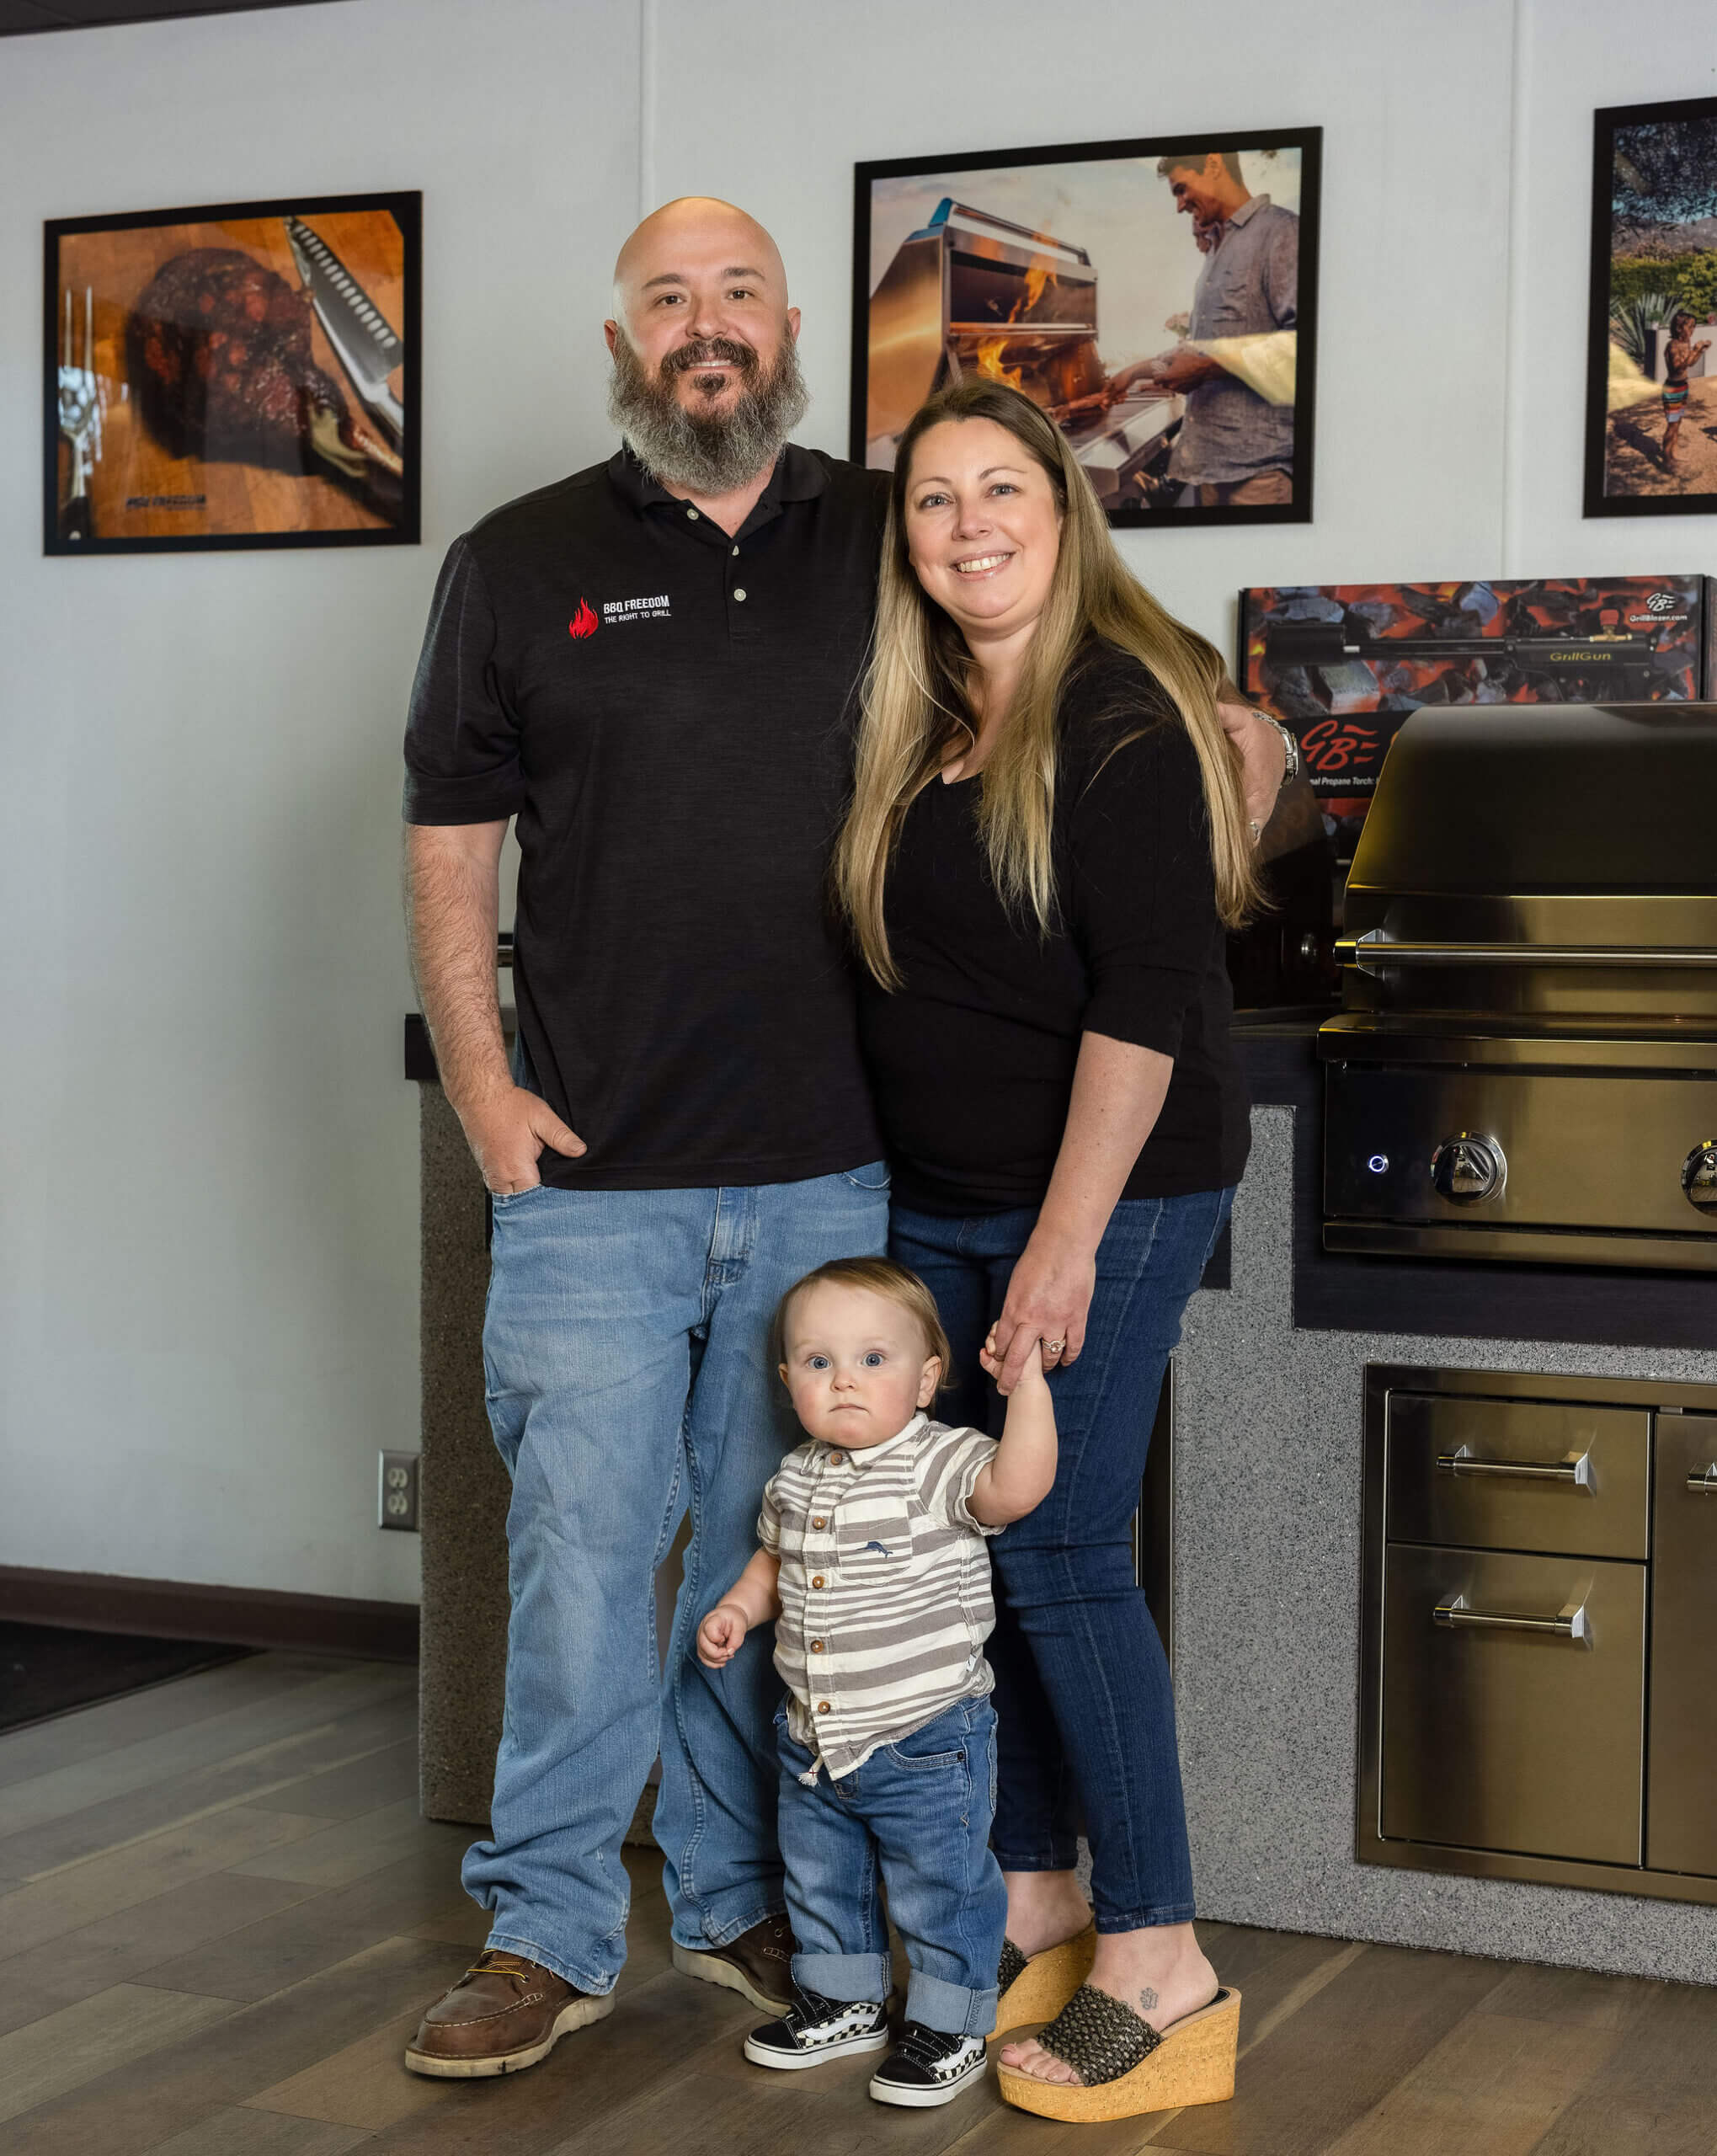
[1367,1154,1389,1175]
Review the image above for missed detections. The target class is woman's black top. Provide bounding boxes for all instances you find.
[857,642,1250,1215]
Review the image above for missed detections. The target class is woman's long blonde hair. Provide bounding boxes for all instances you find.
[835,379,1260,989]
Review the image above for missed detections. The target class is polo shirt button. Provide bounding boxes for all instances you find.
[733,588,748,601]
[811,1516,826,1529]
[816,1701,831,1714]
[828,1451,845,1465]
[686,507,699,520]
[811,1575,825,1589]
[811,1640,824,1652]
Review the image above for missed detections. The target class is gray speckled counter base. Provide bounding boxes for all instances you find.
[418,1083,508,1828]
[1173,1105,1717,1985]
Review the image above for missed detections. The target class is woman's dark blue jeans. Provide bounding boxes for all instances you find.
[890,1188,1234,1934]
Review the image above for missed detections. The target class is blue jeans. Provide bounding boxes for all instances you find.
[776,1695,1006,2036]
[463,1166,889,1993]
[890,1188,1234,1934]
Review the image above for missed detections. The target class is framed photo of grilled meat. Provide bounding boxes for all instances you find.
[1586,99,1717,515]
[44,190,419,553]
[851,130,1319,526]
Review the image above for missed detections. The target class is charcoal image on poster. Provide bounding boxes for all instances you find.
[1237,578,1705,861]
[1586,97,1717,516]
[44,190,419,553]
[853,129,1320,527]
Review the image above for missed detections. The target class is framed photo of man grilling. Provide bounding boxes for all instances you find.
[851,130,1320,526]
[43,189,420,553]
[1585,99,1717,516]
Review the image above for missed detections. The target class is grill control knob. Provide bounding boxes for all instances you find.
[1683,1141,1717,1214]
[1431,1133,1506,1205]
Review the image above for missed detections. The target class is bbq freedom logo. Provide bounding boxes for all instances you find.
[603,593,672,624]
[569,592,673,639]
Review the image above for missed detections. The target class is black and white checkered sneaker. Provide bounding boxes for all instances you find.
[744,1983,890,2070]
[869,2022,989,2106]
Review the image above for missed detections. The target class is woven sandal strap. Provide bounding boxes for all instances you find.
[1037,1983,1163,2087]
[998,1939,1029,1993]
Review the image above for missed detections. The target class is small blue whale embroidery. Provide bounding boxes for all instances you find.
[861,1540,893,1556]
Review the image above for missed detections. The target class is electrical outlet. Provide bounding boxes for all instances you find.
[378,1450,420,1532]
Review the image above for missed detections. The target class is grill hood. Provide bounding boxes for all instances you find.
[1319,703,1717,1269]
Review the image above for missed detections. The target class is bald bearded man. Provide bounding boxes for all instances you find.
[401,199,1286,2079]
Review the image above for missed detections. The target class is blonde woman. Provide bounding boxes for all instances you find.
[835,379,1257,2122]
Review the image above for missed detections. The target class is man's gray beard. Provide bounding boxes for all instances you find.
[607,330,810,496]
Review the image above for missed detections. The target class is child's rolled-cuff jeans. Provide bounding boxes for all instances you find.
[776,1693,1005,2037]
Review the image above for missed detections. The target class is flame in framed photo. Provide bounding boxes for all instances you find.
[851,131,1320,529]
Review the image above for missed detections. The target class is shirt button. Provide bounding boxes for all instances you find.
[811,1575,825,1589]
[686,507,699,520]
[828,1451,845,1465]
[811,1640,824,1652]
[733,587,748,602]
[731,545,739,557]
[811,1516,826,1529]
[817,1701,831,1714]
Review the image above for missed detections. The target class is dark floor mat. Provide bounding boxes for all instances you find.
[0,1620,255,1735]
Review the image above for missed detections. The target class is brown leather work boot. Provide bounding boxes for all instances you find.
[671,1912,795,2015]
[403,1948,614,2078]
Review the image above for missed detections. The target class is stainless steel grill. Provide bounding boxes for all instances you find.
[863,200,1176,513]
[1319,702,1717,1269]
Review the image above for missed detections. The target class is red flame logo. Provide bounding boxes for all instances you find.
[568,598,598,640]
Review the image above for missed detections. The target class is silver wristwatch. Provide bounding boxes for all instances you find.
[1261,712,1300,787]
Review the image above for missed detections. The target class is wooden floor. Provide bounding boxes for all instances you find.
[1,1652,1710,2156]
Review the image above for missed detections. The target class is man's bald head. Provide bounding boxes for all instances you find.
[604,197,808,498]
[611,197,790,330]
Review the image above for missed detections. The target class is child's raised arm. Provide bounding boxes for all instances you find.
[696,1549,781,1667]
[967,1339,1058,1527]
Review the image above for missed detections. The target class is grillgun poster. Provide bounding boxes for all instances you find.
[1237,577,1707,861]
[44,191,420,554]
[851,131,1320,526]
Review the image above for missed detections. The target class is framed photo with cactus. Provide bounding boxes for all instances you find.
[1586,99,1717,515]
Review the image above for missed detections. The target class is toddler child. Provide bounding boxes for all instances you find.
[696,1255,1057,2108]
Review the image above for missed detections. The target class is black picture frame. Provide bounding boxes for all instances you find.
[851,129,1320,527]
[1585,99,1717,519]
[44,189,421,554]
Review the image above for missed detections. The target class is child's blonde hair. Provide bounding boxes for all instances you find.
[771,1256,952,1398]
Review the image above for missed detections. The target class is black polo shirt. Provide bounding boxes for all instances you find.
[403,445,888,1190]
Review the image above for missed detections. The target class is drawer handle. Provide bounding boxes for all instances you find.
[1435,1444,1593,1489]
[1688,1464,1717,1494]
[1433,1592,1591,1644]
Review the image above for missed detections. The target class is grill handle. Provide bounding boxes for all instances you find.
[1433,1591,1592,1643]
[1436,1443,1593,1490]
[1341,933,1717,974]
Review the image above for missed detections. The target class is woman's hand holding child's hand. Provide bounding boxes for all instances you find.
[696,1603,749,1668]
[979,1331,1053,1391]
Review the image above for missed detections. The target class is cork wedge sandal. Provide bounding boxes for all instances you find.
[989,1924,1097,2046]
[995,1981,1240,2122]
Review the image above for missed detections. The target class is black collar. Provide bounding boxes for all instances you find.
[606,441,829,515]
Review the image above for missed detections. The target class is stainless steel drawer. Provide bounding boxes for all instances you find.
[1379,1545,1645,1865]
[1385,1393,1649,1561]
[1647,1412,1717,1878]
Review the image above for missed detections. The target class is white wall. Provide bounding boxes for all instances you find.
[2,0,1712,1605]
[0,0,640,1603]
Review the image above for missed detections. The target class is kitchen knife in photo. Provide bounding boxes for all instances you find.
[284,215,405,442]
